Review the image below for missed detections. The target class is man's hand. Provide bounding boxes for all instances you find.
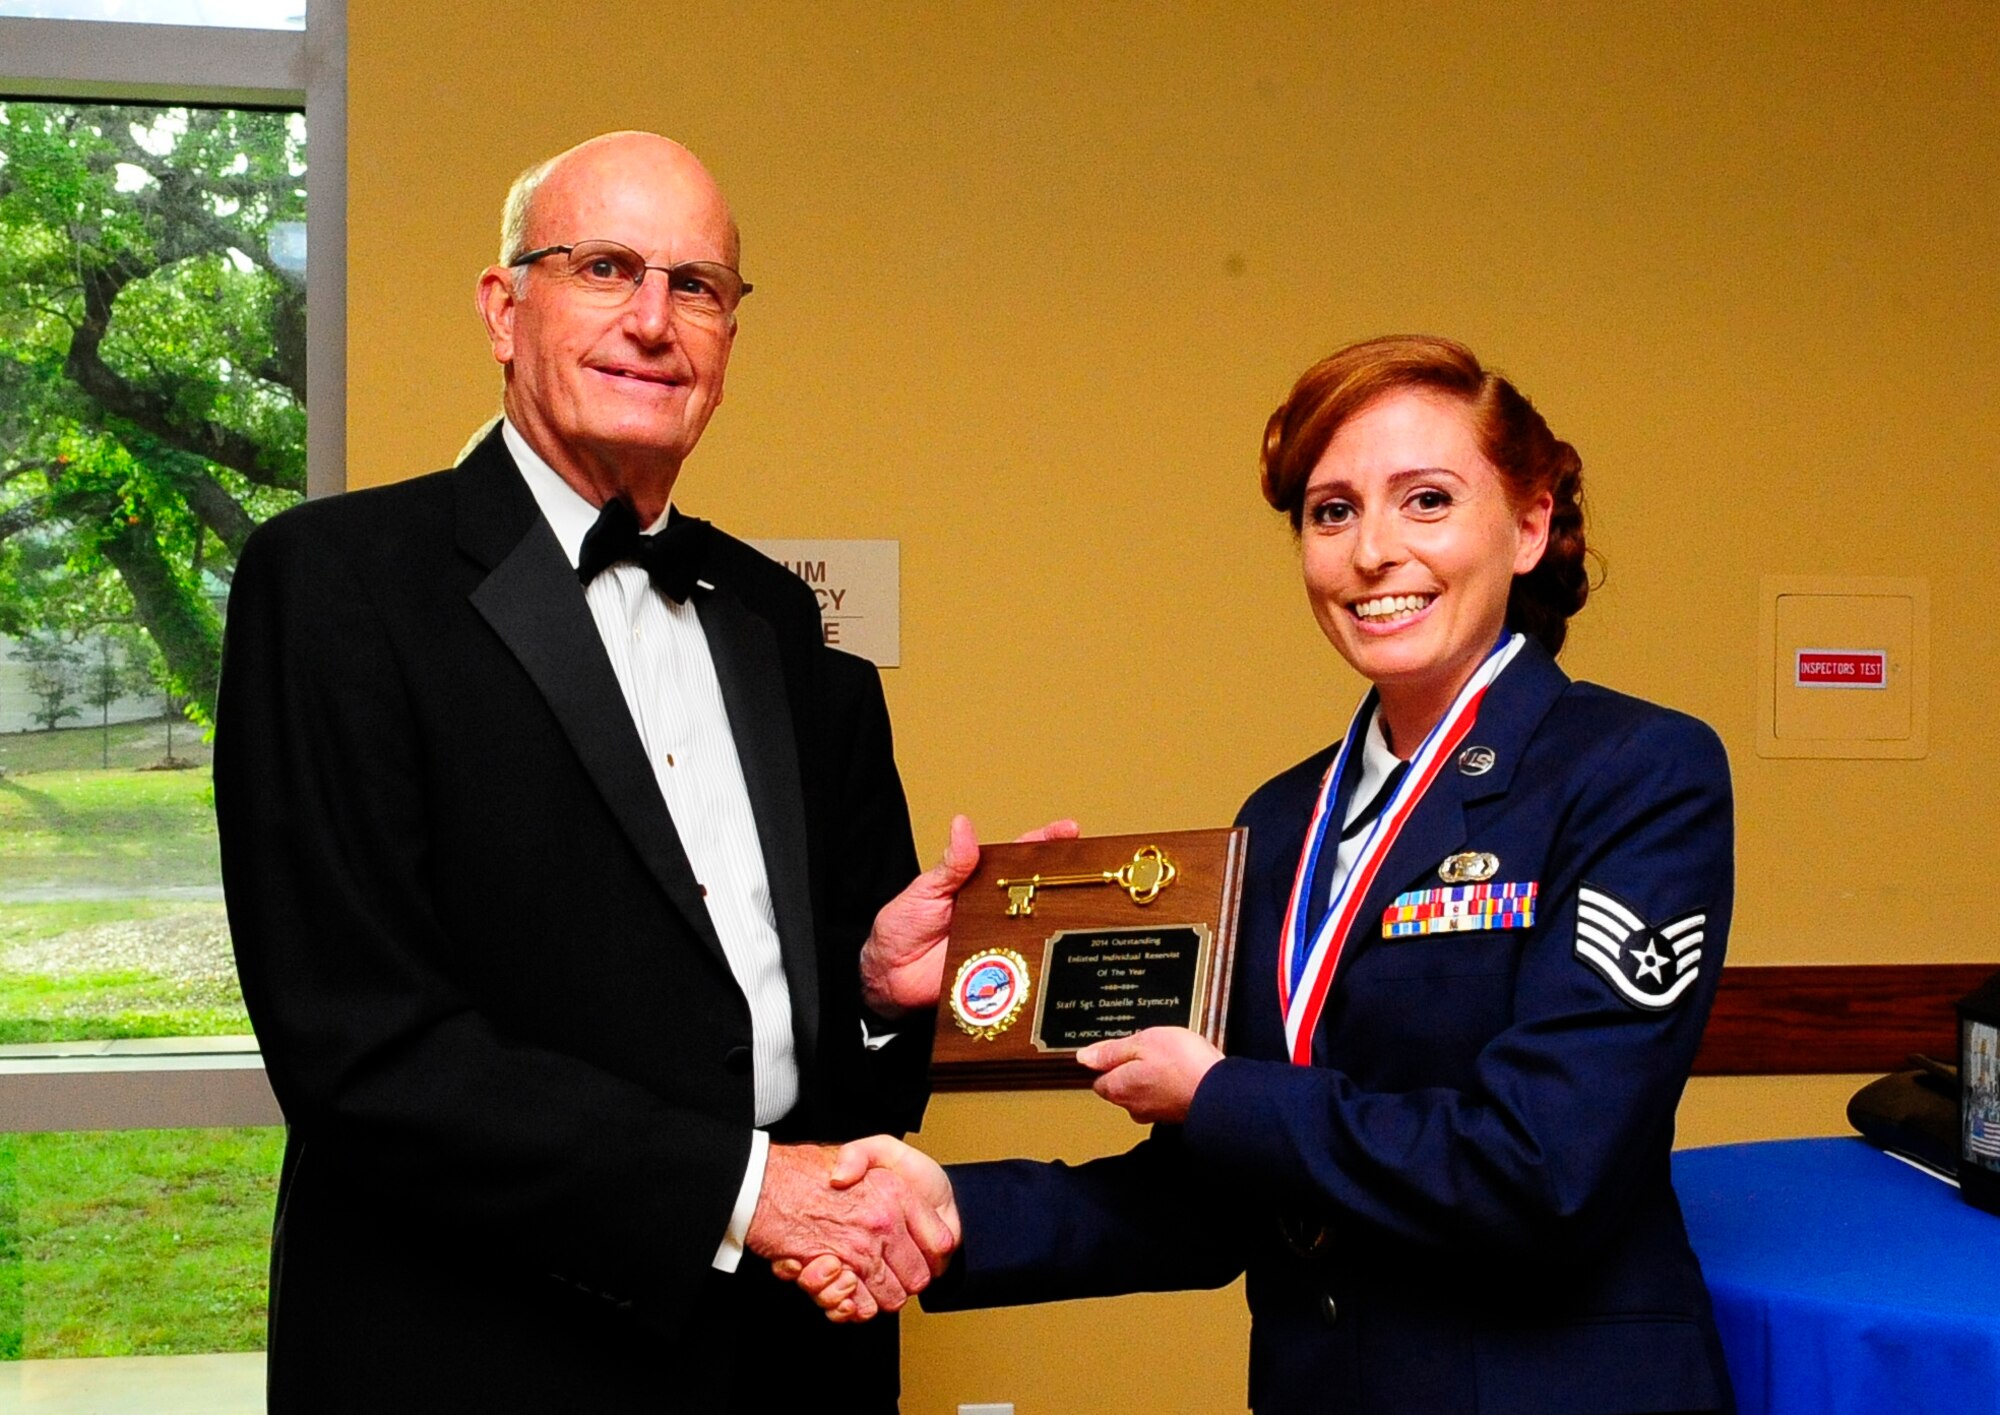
[1078,1026,1224,1125]
[860,814,1080,1016]
[770,1136,958,1323]
[747,1142,957,1321]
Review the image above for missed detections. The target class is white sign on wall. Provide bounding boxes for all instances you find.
[747,539,901,667]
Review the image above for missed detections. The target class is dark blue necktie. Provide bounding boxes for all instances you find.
[1306,759,1411,941]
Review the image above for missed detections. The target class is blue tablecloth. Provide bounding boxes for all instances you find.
[1673,1137,2000,1415]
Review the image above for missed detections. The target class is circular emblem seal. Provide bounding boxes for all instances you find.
[1457,745,1497,777]
[950,949,1032,1041]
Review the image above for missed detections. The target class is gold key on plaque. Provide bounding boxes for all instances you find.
[996,844,1178,917]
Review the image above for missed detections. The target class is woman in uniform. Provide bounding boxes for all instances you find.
[798,334,1735,1415]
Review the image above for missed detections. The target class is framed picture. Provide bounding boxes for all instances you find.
[1958,971,2000,1216]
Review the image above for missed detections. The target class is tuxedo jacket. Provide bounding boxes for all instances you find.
[935,640,1736,1415]
[215,431,925,1412]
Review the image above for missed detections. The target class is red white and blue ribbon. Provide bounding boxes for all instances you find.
[1277,632,1526,1064]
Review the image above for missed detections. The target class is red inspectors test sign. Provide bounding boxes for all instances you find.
[1796,649,1887,688]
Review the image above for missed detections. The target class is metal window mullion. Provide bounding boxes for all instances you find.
[302,0,344,498]
[0,15,304,104]
[0,1059,282,1133]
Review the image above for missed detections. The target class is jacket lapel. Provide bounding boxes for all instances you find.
[696,588,820,1065]
[1331,640,1571,998]
[456,433,730,970]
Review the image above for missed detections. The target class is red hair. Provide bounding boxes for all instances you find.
[1259,334,1589,656]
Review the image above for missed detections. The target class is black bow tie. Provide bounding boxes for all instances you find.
[575,499,709,602]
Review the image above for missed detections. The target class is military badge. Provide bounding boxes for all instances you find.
[1382,882,1537,937]
[1438,851,1499,884]
[950,948,1032,1040]
[1574,883,1705,1010]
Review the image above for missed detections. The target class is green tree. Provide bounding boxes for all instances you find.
[79,629,151,767]
[130,630,195,763]
[8,629,83,731]
[0,102,308,722]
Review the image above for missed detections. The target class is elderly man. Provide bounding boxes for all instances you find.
[216,131,1007,1412]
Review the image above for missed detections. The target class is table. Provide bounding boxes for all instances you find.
[1673,1137,2000,1415]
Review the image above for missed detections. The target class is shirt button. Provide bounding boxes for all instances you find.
[698,884,708,898]
[1319,1294,1338,1326]
[666,753,675,767]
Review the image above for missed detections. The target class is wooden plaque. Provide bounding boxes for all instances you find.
[932,827,1248,1089]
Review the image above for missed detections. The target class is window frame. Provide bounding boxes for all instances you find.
[0,2,341,1132]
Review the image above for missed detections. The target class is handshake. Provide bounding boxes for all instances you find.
[749,1136,952,1322]
[741,813,1085,1322]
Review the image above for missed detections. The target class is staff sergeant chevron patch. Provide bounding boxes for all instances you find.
[1574,884,1706,1010]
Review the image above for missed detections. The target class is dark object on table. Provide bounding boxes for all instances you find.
[1847,1054,1959,1179]
[1958,968,2000,1216]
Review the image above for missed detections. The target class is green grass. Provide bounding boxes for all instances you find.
[0,734,269,1362]
[0,1135,19,1361]
[0,1128,280,1359]
[0,901,249,1044]
[0,898,188,945]
[0,753,243,1041]
[0,976,248,1045]
[0,768,219,894]
[0,717,208,776]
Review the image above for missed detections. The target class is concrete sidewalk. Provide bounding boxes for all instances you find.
[0,1352,263,1414]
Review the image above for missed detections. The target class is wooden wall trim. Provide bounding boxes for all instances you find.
[931,963,2000,1089]
[1693,963,1997,1076]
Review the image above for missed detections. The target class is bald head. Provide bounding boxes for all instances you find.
[476,129,744,519]
[499,131,741,270]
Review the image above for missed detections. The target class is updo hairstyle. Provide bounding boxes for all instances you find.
[1259,334,1590,657]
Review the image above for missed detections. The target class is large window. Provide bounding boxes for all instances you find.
[0,2,301,26]
[1,6,339,1391]
[1,100,307,1047]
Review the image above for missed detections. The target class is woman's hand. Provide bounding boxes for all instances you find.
[1078,1026,1223,1124]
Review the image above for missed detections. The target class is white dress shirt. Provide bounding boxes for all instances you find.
[1330,707,1403,900]
[505,421,785,1272]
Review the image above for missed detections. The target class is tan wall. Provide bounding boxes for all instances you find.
[348,3,1998,1409]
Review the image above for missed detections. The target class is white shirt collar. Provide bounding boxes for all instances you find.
[502,419,671,569]
[1364,705,1401,772]
[1342,705,1403,829]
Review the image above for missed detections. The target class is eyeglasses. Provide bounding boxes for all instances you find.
[508,239,753,323]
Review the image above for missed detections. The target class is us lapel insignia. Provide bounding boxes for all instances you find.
[1457,745,1496,776]
[1383,882,1538,937]
[1574,883,1706,1010]
[1439,851,1499,884]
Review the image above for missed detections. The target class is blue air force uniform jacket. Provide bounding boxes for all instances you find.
[930,640,1736,1415]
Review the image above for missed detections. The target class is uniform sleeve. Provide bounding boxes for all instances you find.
[215,516,749,1322]
[1183,710,1732,1263]
[923,1129,1249,1311]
